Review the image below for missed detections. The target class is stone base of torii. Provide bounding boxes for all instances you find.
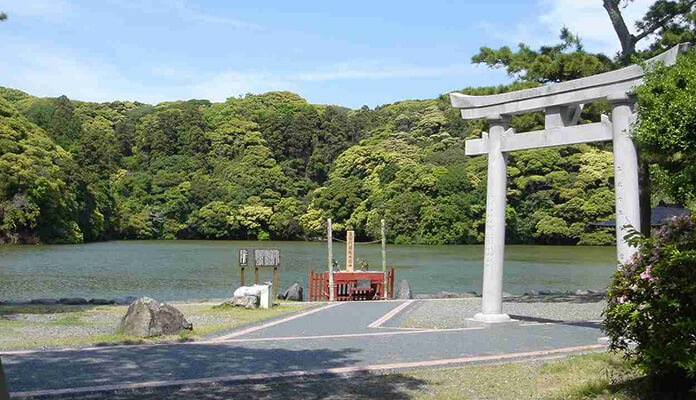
[449,44,690,323]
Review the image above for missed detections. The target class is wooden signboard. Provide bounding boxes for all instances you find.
[254,249,281,299]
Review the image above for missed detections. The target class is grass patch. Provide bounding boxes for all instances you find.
[0,302,310,350]
[401,352,657,400]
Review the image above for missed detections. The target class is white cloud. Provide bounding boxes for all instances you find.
[113,0,262,30]
[480,0,654,56]
[0,40,167,104]
[296,62,481,82]
[538,0,653,55]
[1,0,72,22]
[189,71,289,102]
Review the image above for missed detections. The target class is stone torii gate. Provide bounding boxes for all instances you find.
[449,44,689,323]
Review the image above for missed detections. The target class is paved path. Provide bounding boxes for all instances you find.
[2,300,606,398]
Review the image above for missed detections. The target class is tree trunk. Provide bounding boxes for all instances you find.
[603,0,652,236]
[639,159,652,237]
[602,0,636,61]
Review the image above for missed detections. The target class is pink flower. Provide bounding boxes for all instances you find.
[618,296,627,304]
[640,265,654,280]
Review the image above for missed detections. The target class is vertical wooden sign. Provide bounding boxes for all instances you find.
[345,230,355,272]
[328,219,334,301]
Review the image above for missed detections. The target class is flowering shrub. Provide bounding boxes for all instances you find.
[604,214,696,380]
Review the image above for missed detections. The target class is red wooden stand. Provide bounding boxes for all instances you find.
[309,268,395,301]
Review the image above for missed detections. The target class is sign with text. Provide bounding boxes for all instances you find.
[254,249,280,267]
[239,249,249,267]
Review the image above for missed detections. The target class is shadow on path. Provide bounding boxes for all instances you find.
[8,344,382,394]
[506,293,606,304]
[509,315,603,330]
[19,371,428,400]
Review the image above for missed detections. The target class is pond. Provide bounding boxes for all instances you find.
[0,240,617,301]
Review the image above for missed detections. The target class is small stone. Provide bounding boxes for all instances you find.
[525,290,539,296]
[435,291,459,299]
[30,299,58,305]
[397,280,413,299]
[119,297,192,337]
[2,300,28,305]
[58,298,88,305]
[574,289,590,295]
[282,284,303,301]
[88,298,114,305]
[112,296,138,305]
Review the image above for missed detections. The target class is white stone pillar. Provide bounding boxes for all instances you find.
[474,115,511,323]
[608,93,641,265]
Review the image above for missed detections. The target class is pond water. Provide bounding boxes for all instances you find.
[0,240,617,301]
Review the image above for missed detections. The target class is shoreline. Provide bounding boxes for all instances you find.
[0,289,608,307]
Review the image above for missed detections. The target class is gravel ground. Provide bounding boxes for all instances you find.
[400,295,606,329]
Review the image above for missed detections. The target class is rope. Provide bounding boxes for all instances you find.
[331,236,382,244]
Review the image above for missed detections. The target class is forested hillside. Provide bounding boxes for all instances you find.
[0,85,617,245]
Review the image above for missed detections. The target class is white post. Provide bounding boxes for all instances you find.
[608,93,641,265]
[381,219,387,299]
[328,218,334,301]
[474,115,511,323]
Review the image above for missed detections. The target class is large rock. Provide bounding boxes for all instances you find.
[282,283,303,301]
[234,295,260,309]
[119,297,192,337]
[397,280,413,299]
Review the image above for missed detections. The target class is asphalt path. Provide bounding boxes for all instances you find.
[2,300,605,397]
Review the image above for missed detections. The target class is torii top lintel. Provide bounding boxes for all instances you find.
[450,43,690,121]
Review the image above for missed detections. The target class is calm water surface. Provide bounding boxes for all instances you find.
[0,241,616,301]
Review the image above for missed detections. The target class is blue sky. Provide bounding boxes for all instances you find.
[0,0,652,108]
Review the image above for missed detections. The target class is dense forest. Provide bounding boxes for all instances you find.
[0,83,621,245]
[1,1,693,246]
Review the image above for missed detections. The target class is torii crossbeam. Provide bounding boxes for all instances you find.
[449,43,690,323]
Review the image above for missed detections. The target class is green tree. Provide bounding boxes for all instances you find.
[633,50,696,203]
[604,0,696,234]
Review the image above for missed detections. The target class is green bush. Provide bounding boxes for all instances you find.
[604,215,696,382]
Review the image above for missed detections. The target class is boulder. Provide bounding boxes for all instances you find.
[460,291,479,298]
[59,298,88,305]
[112,296,138,305]
[233,295,260,309]
[234,284,272,308]
[397,280,413,299]
[88,298,114,305]
[119,297,192,337]
[282,284,303,301]
[30,298,57,305]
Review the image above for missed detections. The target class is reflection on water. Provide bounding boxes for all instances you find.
[0,241,616,301]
